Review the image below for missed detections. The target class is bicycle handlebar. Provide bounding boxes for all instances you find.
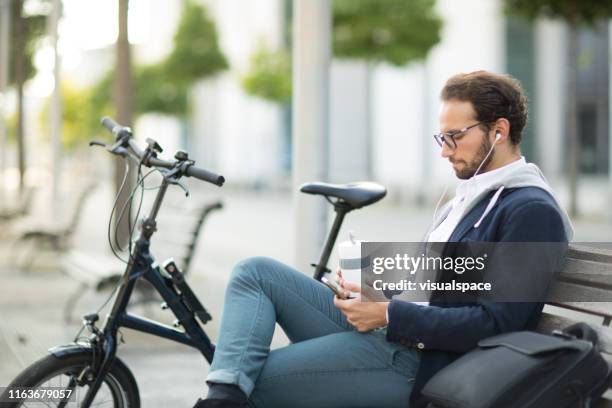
[101,116,131,139]
[99,116,225,187]
[184,165,225,186]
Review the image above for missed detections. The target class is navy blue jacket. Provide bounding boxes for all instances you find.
[385,187,568,407]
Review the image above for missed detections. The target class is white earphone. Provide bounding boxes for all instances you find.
[473,130,502,177]
[432,130,502,224]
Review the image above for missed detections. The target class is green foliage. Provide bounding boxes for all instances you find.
[60,84,96,148]
[5,113,17,144]
[242,0,442,103]
[333,0,442,66]
[9,6,47,85]
[40,74,113,149]
[89,66,188,119]
[129,1,226,115]
[504,0,612,25]
[39,83,100,150]
[163,0,228,86]
[242,44,292,103]
[134,64,188,116]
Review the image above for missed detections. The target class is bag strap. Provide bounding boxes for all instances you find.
[560,322,599,345]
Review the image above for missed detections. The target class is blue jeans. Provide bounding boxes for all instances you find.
[206,257,421,408]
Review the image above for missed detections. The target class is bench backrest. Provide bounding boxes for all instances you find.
[152,201,223,275]
[65,184,97,236]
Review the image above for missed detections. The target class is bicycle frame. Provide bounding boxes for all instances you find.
[80,178,215,406]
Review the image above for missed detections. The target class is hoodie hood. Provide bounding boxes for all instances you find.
[428,157,574,242]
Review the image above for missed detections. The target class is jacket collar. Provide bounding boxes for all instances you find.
[446,190,496,243]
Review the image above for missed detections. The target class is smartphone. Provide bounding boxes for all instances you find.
[321,276,350,300]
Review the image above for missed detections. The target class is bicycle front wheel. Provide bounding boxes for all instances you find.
[1,347,140,407]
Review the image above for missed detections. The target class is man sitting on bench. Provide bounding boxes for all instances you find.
[194,71,573,408]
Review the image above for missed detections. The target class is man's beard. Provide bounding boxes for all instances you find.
[452,136,493,180]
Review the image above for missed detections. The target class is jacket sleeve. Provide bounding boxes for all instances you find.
[385,200,568,353]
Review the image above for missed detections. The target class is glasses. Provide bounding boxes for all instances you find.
[433,122,482,149]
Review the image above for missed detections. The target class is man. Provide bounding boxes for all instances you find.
[194,71,572,408]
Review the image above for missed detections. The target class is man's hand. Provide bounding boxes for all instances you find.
[333,274,389,332]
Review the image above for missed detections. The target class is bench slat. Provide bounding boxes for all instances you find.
[561,258,612,287]
[569,245,612,264]
[62,250,124,283]
[546,301,612,321]
[537,313,612,355]
[548,281,612,305]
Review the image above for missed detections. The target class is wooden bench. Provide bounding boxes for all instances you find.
[0,186,36,222]
[13,184,96,271]
[537,244,612,407]
[61,201,223,323]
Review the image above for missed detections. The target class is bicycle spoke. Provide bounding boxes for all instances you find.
[56,376,76,408]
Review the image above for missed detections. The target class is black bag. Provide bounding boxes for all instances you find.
[421,323,612,408]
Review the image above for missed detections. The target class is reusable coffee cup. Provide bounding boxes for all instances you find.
[338,232,368,296]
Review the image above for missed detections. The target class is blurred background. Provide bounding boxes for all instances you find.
[1,0,612,405]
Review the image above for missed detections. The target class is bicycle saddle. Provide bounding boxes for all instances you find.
[300,181,387,209]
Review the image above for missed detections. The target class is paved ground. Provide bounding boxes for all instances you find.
[1,185,611,406]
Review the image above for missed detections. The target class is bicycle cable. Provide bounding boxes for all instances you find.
[113,163,143,259]
[73,167,161,342]
[107,160,131,263]
[108,164,159,263]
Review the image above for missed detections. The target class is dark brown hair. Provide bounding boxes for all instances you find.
[441,71,528,145]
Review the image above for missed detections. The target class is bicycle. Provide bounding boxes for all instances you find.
[0,117,386,407]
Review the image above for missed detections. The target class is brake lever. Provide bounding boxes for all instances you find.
[89,139,129,158]
[175,180,189,196]
[160,167,190,196]
[89,140,107,148]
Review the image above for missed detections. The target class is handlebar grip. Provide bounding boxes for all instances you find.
[185,165,225,186]
[101,117,120,133]
[101,116,132,140]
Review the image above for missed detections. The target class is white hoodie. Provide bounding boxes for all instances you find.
[427,157,574,243]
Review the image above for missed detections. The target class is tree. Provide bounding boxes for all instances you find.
[126,0,228,119]
[134,63,188,116]
[113,0,134,248]
[9,0,47,192]
[333,0,441,176]
[92,1,226,120]
[163,0,228,86]
[241,43,292,171]
[242,43,292,104]
[242,0,441,100]
[333,0,442,65]
[241,0,442,175]
[504,0,612,217]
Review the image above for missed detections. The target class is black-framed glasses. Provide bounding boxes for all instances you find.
[433,122,482,149]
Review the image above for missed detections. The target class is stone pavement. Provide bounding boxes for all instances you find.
[1,185,611,406]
